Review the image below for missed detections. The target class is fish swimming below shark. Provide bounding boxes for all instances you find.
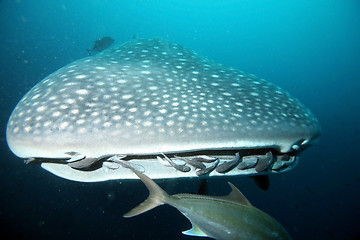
[124,167,292,240]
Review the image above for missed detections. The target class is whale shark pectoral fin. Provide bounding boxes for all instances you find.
[182,223,208,237]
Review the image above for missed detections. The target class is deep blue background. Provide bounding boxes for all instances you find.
[1,0,359,239]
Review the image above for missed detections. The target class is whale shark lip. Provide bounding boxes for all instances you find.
[6,38,321,181]
[38,149,300,182]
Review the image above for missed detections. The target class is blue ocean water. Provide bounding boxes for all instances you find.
[0,0,359,239]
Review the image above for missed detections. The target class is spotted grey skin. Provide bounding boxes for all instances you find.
[6,38,321,182]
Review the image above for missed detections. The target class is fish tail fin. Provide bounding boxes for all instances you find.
[87,49,92,56]
[123,170,169,218]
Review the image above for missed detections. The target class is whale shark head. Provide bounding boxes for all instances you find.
[6,38,321,182]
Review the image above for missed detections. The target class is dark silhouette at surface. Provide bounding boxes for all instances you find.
[87,36,114,55]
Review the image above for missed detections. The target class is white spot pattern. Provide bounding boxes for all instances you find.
[6,39,320,157]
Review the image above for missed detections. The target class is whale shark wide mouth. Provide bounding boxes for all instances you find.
[6,38,321,182]
[25,149,299,182]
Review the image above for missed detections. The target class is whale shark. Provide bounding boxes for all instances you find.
[6,38,321,182]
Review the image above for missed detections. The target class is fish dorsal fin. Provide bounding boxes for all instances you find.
[219,182,252,206]
[182,223,208,237]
